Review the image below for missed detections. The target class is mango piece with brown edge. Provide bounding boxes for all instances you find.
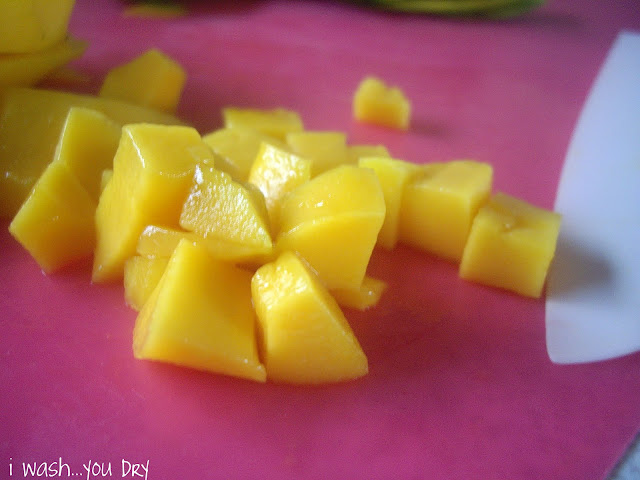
[0,87,182,219]
[134,238,266,382]
[93,124,215,283]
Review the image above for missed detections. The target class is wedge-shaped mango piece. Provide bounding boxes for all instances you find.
[286,131,349,176]
[277,165,385,290]
[136,225,201,258]
[9,161,95,273]
[353,76,411,130]
[0,37,87,90]
[398,160,493,262]
[54,107,121,201]
[0,87,181,218]
[124,255,169,311]
[348,144,390,164]
[247,142,311,234]
[0,0,76,53]
[222,107,303,141]
[179,164,273,263]
[99,49,186,114]
[459,192,561,298]
[252,251,368,384]
[359,156,420,250]
[134,239,266,382]
[93,124,214,283]
[331,276,388,311]
[202,126,288,182]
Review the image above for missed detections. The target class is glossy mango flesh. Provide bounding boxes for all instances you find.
[136,225,201,258]
[93,124,215,283]
[286,131,349,176]
[222,107,304,141]
[251,251,368,384]
[399,160,493,262]
[331,276,388,311]
[0,87,181,218]
[99,48,186,114]
[459,192,561,298]
[353,76,411,130]
[124,255,169,311]
[134,239,266,382]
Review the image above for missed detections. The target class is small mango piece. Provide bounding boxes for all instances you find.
[179,164,273,263]
[353,76,411,130]
[202,126,288,182]
[99,49,186,114]
[348,144,390,164]
[277,165,385,290]
[222,107,304,141]
[331,276,388,311]
[286,131,349,176]
[459,192,561,298]
[359,156,420,250]
[136,225,201,258]
[9,161,95,273]
[124,255,169,311]
[133,239,266,382]
[398,160,493,262]
[251,251,368,384]
[93,124,214,283]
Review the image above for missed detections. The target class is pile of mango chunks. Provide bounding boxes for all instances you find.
[1,13,561,384]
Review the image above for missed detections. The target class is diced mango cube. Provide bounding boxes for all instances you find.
[359,156,420,249]
[99,49,186,114]
[251,251,368,384]
[179,164,273,263]
[222,107,303,141]
[348,144,390,164]
[124,255,169,311]
[353,76,411,130]
[247,142,311,234]
[331,276,388,311]
[286,131,349,176]
[202,126,288,182]
[398,160,493,262]
[459,192,561,298]
[277,165,385,290]
[93,124,214,283]
[133,239,266,382]
[136,225,201,258]
[9,161,95,273]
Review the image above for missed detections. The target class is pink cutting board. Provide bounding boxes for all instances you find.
[2,0,639,479]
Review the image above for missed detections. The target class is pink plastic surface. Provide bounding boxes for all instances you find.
[2,1,639,479]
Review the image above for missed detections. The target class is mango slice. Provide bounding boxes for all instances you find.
[251,251,368,384]
[134,239,266,382]
[459,192,561,298]
[331,276,388,311]
[222,107,304,141]
[398,160,493,262]
[0,87,181,218]
[124,255,169,311]
[9,160,95,273]
[99,49,186,114]
[0,37,87,90]
[93,124,214,283]
[359,156,420,249]
[179,164,274,263]
[0,0,76,54]
[277,165,385,290]
[286,131,349,176]
[353,76,411,130]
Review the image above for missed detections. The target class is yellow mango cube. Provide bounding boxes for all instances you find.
[179,164,273,263]
[222,107,304,141]
[0,87,181,218]
[133,239,266,382]
[202,126,288,182]
[285,131,349,176]
[136,225,201,258]
[348,144,390,164]
[247,142,311,234]
[53,107,121,201]
[124,255,169,311]
[9,160,95,273]
[0,0,76,54]
[398,160,493,262]
[359,156,420,250]
[93,124,214,283]
[277,165,385,290]
[251,251,368,384]
[459,192,561,298]
[353,76,411,130]
[99,49,186,114]
[0,37,87,90]
[331,276,388,311]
